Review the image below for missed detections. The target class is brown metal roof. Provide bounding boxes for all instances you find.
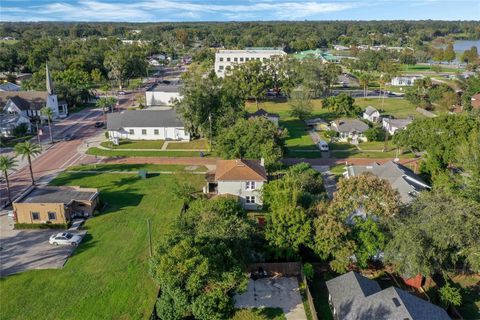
[0,91,48,111]
[214,159,267,181]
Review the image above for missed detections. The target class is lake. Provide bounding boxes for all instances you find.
[452,40,480,53]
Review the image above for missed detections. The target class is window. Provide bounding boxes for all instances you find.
[246,196,256,204]
[142,129,147,135]
[256,57,260,61]
[263,57,267,61]
[31,212,40,220]
[226,57,230,62]
[219,65,224,70]
[219,57,224,62]
[48,212,57,220]
[129,129,134,135]
[245,58,249,61]
[246,181,256,190]
[234,57,238,62]
[154,129,159,135]
[239,57,244,62]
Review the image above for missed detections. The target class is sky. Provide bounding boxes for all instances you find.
[1,0,479,22]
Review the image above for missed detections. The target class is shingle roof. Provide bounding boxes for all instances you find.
[347,161,430,203]
[249,108,279,118]
[364,106,378,116]
[214,159,267,181]
[15,186,98,204]
[384,118,412,129]
[148,84,182,92]
[0,82,21,91]
[331,119,369,133]
[107,109,185,130]
[326,272,451,320]
[0,91,48,111]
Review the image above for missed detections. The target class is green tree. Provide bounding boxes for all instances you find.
[0,155,17,205]
[358,72,373,97]
[228,60,270,109]
[384,191,480,278]
[456,129,480,202]
[104,45,147,90]
[54,68,92,108]
[461,46,478,64]
[40,106,54,144]
[14,142,41,185]
[443,43,456,63]
[214,117,286,169]
[150,197,254,320]
[96,96,117,123]
[322,93,359,117]
[289,90,313,120]
[439,283,462,308]
[364,127,386,142]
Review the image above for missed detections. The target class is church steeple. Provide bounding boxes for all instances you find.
[46,63,54,95]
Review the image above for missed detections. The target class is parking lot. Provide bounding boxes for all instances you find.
[0,213,86,277]
[235,277,307,320]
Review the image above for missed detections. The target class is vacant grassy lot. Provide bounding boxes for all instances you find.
[355,98,419,119]
[449,274,480,319]
[166,139,209,150]
[86,147,206,157]
[100,140,165,149]
[232,308,286,320]
[0,168,205,319]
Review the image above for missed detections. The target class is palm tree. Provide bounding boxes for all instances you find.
[40,106,54,144]
[96,97,117,124]
[0,155,17,205]
[381,74,392,109]
[14,142,41,185]
[359,73,372,98]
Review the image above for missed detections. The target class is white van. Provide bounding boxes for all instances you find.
[318,140,329,151]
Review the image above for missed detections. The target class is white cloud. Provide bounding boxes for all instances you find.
[0,0,363,21]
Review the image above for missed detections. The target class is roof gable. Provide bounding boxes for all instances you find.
[214,159,267,181]
[107,109,185,129]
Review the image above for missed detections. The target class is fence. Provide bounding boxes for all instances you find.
[301,272,319,320]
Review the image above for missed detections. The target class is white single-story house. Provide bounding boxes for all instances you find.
[330,119,369,142]
[382,117,413,135]
[145,84,182,107]
[248,108,280,126]
[204,159,267,210]
[0,113,31,137]
[362,106,380,123]
[390,76,422,86]
[107,109,190,141]
[0,82,21,92]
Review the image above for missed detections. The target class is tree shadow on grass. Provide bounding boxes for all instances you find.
[257,307,285,319]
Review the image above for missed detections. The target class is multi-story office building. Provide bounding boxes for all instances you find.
[214,48,286,77]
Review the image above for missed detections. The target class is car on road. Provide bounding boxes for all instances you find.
[118,91,126,95]
[63,133,74,141]
[318,140,329,151]
[94,121,104,128]
[49,232,83,246]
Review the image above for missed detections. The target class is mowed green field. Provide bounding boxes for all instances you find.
[354,98,420,119]
[0,168,205,320]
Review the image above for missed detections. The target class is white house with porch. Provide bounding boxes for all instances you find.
[362,106,380,123]
[330,119,369,142]
[107,109,189,141]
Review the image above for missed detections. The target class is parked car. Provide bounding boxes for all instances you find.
[318,140,329,151]
[94,121,104,128]
[118,91,126,95]
[49,232,83,246]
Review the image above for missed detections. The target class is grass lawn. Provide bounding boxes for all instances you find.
[358,141,394,151]
[0,169,206,319]
[86,147,207,158]
[400,64,464,73]
[329,164,347,180]
[68,102,96,114]
[308,272,335,320]
[67,163,207,172]
[232,308,286,320]
[166,139,209,150]
[354,98,420,119]
[100,140,165,150]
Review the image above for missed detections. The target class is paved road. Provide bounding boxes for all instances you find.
[1,109,103,204]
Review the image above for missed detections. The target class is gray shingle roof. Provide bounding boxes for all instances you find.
[148,84,182,92]
[347,161,430,203]
[326,272,451,320]
[107,109,185,130]
[331,119,369,133]
[249,108,279,118]
[384,118,412,130]
[364,106,378,116]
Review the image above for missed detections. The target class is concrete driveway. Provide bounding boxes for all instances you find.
[235,277,307,320]
[0,213,86,277]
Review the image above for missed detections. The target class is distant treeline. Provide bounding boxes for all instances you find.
[1,21,479,52]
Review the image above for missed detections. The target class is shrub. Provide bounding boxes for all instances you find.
[13,123,29,137]
[14,223,69,229]
[104,131,109,139]
[364,127,386,142]
[303,263,314,281]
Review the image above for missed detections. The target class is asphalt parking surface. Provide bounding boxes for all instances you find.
[0,214,86,277]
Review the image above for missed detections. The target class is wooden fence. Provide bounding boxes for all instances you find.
[301,272,320,320]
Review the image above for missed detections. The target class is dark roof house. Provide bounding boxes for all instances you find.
[248,108,279,119]
[326,271,451,320]
[331,119,369,134]
[345,161,430,203]
[107,109,185,130]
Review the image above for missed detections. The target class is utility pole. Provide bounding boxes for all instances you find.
[36,122,43,151]
[208,113,212,152]
[147,219,153,257]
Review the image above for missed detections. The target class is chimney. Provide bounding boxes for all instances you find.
[260,158,265,167]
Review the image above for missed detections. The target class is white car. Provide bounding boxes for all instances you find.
[318,140,329,151]
[49,232,83,246]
